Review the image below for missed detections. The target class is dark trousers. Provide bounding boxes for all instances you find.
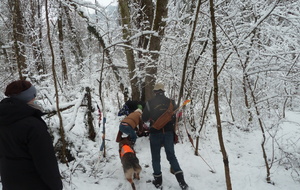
[119,124,137,143]
[150,131,182,175]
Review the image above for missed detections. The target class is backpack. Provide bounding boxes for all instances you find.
[118,104,130,116]
[152,101,174,130]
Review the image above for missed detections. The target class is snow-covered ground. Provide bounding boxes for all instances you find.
[1,108,299,190]
[60,109,300,190]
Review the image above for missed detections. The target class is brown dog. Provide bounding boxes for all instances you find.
[119,138,142,190]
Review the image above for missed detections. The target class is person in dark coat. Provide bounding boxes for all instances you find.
[117,100,149,140]
[142,82,188,190]
[0,80,63,190]
[118,100,145,116]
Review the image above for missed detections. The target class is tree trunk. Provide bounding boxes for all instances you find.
[225,77,235,122]
[37,0,46,74]
[0,40,11,73]
[58,2,68,82]
[242,59,253,124]
[134,0,154,52]
[133,0,154,101]
[85,87,96,141]
[10,0,27,79]
[29,0,46,75]
[145,0,168,100]
[64,5,84,67]
[209,0,232,189]
[177,0,202,105]
[195,88,213,156]
[45,0,69,164]
[245,74,272,183]
[118,0,140,100]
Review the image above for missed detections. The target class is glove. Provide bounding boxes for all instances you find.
[143,131,149,137]
[137,131,149,137]
[137,131,143,137]
[143,123,150,130]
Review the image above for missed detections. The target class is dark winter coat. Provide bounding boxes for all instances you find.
[118,100,145,116]
[142,92,177,133]
[0,98,63,190]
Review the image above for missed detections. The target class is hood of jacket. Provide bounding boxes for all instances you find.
[0,98,44,126]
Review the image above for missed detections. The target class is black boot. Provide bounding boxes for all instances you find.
[152,173,162,188]
[175,172,189,190]
[170,167,175,174]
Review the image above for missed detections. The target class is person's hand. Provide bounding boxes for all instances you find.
[143,123,150,130]
[137,131,143,137]
[136,131,149,137]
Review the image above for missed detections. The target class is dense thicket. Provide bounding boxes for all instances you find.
[1,0,299,187]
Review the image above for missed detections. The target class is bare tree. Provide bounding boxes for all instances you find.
[28,0,46,75]
[177,0,203,105]
[63,4,84,68]
[45,0,69,163]
[245,73,272,183]
[209,0,232,189]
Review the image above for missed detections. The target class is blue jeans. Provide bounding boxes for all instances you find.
[119,124,137,143]
[150,131,182,175]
